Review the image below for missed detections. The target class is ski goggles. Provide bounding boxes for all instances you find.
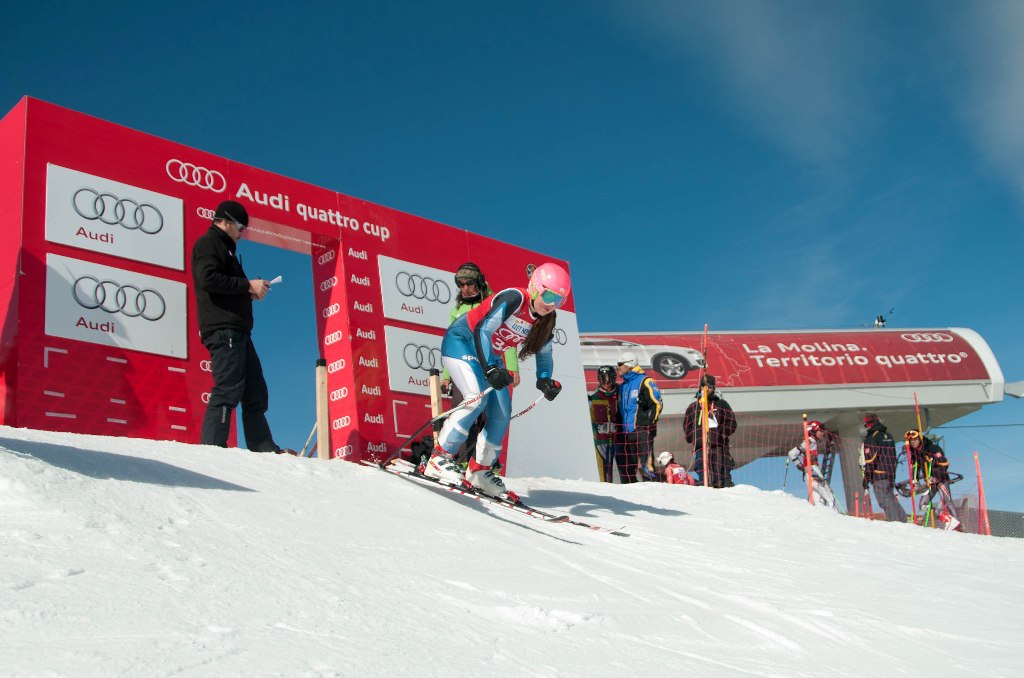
[538,288,566,307]
[455,277,479,287]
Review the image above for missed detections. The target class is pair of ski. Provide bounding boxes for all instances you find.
[363,458,628,537]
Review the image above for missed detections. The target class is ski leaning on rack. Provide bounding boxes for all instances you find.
[362,459,628,537]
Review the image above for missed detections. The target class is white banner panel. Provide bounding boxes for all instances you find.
[377,255,455,330]
[383,325,444,396]
[45,253,187,358]
[507,310,597,481]
[45,163,185,270]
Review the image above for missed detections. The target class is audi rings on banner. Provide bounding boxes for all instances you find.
[320,276,338,292]
[196,206,216,220]
[318,250,336,266]
[553,328,568,345]
[404,343,442,371]
[200,360,212,372]
[324,330,344,346]
[72,188,164,234]
[166,159,226,193]
[322,303,341,318]
[327,358,346,373]
[334,445,354,458]
[900,333,954,343]
[72,276,167,321]
[395,272,452,304]
[332,416,352,430]
[329,387,348,402]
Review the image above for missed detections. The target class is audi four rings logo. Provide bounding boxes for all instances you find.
[327,358,346,373]
[320,277,338,292]
[318,250,336,266]
[201,392,211,404]
[335,445,354,457]
[404,343,442,371]
[166,159,226,193]
[322,303,341,318]
[329,387,348,401]
[553,328,568,345]
[72,188,164,235]
[72,276,167,321]
[196,207,216,220]
[200,360,212,372]
[395,272,452,304]
[324,331,344,346]
[332,416,352,430]
[900,333,954,343]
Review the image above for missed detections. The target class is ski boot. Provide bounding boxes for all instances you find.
[423,447,465,486]
[465,458,518,502]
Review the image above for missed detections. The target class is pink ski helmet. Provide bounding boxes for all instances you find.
[527,262,571,308]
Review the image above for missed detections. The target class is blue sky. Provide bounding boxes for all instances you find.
[4,1,1022,510]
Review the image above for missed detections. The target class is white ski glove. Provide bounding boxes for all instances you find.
[787,447,801,462]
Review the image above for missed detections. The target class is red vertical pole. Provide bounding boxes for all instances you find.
[801,414,813,505]
[975,452,991,536]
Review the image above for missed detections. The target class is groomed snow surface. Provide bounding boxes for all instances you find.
[2,425,1022,677]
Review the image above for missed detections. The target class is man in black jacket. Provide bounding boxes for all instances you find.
[862,413,907,522]
[683,375,737,488]
[192,200,284,452]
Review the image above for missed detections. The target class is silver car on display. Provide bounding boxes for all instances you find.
[579,337,705,380]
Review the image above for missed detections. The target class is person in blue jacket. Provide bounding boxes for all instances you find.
[615,352,663,483]
[423,263,571,500]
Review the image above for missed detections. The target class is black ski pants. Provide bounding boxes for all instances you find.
[200,328,277,452]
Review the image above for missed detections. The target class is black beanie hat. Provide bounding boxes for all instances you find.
[700,374,716,387]
[213,200,249,228]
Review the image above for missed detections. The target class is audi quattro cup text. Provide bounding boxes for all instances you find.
[233,183,391,242]
[742,340,967,369]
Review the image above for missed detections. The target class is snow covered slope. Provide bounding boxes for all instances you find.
[1,426,1022,676]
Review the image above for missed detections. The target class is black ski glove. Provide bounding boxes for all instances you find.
[485,365,514,390]
[537,378,562,401]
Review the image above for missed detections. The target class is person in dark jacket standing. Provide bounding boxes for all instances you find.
[683,374,737,488]
[192,200,284,453]
[861,413,906,522]
[615,352,663,483]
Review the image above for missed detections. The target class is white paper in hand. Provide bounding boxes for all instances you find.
[268,275,283,285]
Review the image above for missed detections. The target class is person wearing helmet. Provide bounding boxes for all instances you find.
[786,420,838,510]
[438,263,518,466]
[905,430,962,531]
[658,451,696,485]
[589,365,620,482]
[615,351,664,483]
[424,262,570,500]
[861,413,907,522]
[683,375,737,488]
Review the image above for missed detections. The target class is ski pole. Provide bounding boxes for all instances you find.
[298,421,317,457]
[511,393,546,420]
[380,387,495,466]
[783,458,789,490]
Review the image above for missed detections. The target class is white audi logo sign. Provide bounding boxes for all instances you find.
[166,159,227,193]
[329,387,348,402]
[318,250,336,266]
[327,358,346,373]
[201,392,211,404]
[320,277,338,292]
[200,360,212,372]
[900,333,954,343]
[196,207,216,220]
[324,331,344,346]
[332,416,352,430]
[334,445,354,458]
[322,303,341,318]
